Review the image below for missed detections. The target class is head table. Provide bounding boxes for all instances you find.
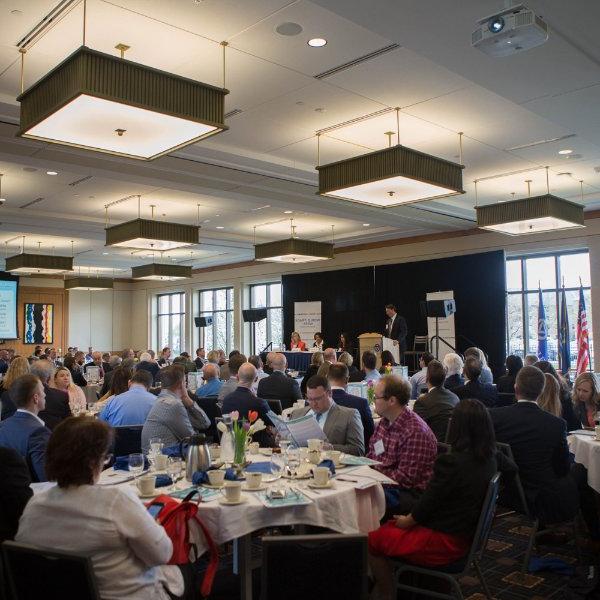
[568,432,600,493]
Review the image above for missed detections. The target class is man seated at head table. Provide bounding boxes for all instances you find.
[367,375,437,514]
[257,352,302,410]
[291,375,364,456]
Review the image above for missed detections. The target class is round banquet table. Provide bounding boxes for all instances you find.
[568,433,600,493]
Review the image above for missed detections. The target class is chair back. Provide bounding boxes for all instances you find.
[266,399,283,415]
[437,441,451,455]
[261,534,368,600]
[413,336,429,352]
[2,540,100,600]
[195,396,222,442]
[113,425,143,456]
[496,441,530,517]
[496,392,515,407]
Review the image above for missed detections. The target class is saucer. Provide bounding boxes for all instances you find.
[308,480,333,489]
[201,482,225,489]
[242,484,268,492]
[136,488,162,499]
[218,496,248,506]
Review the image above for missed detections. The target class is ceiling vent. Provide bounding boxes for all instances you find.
[314,43,401,79]
[224,108,243,119]
[69,175,93,187]
[19,197,44,209]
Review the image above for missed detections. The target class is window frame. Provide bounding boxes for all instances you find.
[198,287,235,354]
[248,282,283,354]
[156,292,186,355]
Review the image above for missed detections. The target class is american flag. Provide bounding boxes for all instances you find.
[577,284,590,375]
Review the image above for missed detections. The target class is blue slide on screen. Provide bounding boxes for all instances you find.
[0,278,18,339]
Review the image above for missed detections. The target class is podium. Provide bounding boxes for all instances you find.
[358,333,400,369]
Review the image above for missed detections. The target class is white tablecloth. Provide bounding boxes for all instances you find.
[568,433,600,493]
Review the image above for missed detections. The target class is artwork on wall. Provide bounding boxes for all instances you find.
[24,303,54,344]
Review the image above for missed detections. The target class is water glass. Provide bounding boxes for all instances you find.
[149,437,164,455]
[128,453,145,479]
[287,448,300,478]
[167,457,182,490]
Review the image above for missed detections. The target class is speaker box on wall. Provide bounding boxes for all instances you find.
[194,316,213,327]
[242,308,268,323]
[425,299,456,318]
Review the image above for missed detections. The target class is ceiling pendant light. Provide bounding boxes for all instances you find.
[65,268,113,290]
[316,110,464,207]
[131,263,192,281]
[105,197,198,250]
[16,4,228,160]
[476,168,585,235]
[254,219,334,263]
[5,238,73,274]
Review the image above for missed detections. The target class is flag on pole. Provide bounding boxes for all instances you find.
[558,285,571,376]
[576,284,590,374]
[537,286,548,360]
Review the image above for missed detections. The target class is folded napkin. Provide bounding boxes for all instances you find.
[528,556,575,575]
[192,467,237,486]
[161,444,187,458]
[154,474,173,488]
[113,455,150,471]
[244,462,277,474]
[317,459,336,475]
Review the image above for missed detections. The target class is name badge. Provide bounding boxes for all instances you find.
[374,439,384,456]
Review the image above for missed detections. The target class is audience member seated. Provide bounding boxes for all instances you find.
[257,353,302,410]
[442,352,464,390]
[337,332,353,355]
[0,356,30,420]
[63,354,87,388]
[194,347,207,370]
[221,362,275,447]
[300,351,323,397]
[0,348,9,375]
[535,360,580,431]
[414,360,459,441]
[99,370,156,427]
[409,352,435,399]
[16,417,192,599]
[51,366,87,415]
[100,358,133,397]
[0,446,32,542]
[316,347,337,379]
[312,331,325,351]
[248,354,268,393]
[367,375,437,514]
[572,372,600,428]
[172,352,196,374]
[290,331,307,351]
[205,349,220,366]
[196,363,223,398]
[362,350,381,383]
[101,352,112,373]
[537,373,562,417]
[0,374,51,482]
[157,346,172,366]
[83,351,105,378]
[379,350,399,374]
[291,375,364,456]
[219,350,239,381]
[524,353,539,366]
[496,354,523,394]
[217,353,247,401]
[142,365,210,452]
[490,365,578,524]
[328,363,375,448]
[30,360,72,431]
[369,399,504,600]
[97,365,134,410]
[454,357,498,408]
[464,347,493,384]
[338,351,361,382]
[136,351,160,384]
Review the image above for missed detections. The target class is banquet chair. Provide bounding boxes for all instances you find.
[393,472,500,600]
[113,425,143,456]
[194,395,222,443]
[261,533,368,600]
[1,540,100,599]
[266,399,283,415]
[403,335,429,373]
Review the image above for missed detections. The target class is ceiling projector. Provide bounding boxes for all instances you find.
[472,3,548,57]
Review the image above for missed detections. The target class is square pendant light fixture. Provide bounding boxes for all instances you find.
[17,46,228,160]
[254,238,334,263]
[476,194,585,235]
[64,277,114,290]
[5,253,73,274]
[106,218,198,250]
[131,263,192,280]
[317,145,464,207]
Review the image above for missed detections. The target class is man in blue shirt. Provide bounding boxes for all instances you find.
[196,363,223,398]
[99,370,156,426]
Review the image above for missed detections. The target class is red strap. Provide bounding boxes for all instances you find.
[193,515,219,598]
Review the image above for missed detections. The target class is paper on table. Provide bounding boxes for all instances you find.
[342,465,397,489]
[570,429,596,437]
[257,488,312,508]
[97,470,134,486]
[340,455,381,466]
[268,410,326,447]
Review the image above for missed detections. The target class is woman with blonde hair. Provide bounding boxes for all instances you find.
[0,356,30,420]
[572,372,600,428]
[52,366,87,416]
[442,353,464,390]
[538,373,562,418]
[464,347,493,384]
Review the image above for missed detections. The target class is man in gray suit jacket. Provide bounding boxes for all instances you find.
[413,360,459,441]
[291,375,364,456]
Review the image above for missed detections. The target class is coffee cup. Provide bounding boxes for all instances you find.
[307,439,323,452]
[326,450,342,466]
[154,453,168,471]
[208,470,226,487]
[308,449,321,464]
[221,481,242,502]
[248,442,260,455]
[313,466,330,487]
[137,474,156,496]
[245,472,263,489]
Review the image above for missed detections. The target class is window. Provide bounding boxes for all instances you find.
[505,251,592,371]
[198,288,234,354]
[249,283,283,354]
[157,292,185,355]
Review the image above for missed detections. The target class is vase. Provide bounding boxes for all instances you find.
[220,415,235,463]
[233,434,247,467]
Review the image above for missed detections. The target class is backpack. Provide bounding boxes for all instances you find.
[147,491,219,599]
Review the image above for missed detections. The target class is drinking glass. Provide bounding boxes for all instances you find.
[128,453,145,479]
[149,437,163,455]
[287,448,300,478]
[167,457,182,490]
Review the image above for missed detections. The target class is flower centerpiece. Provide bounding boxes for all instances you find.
[384,363,393,375]
[366,380,375,405]
[217,410,266,467]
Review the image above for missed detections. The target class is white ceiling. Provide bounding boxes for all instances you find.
[0,0,599,275]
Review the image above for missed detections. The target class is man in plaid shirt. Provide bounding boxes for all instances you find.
[367,375,437,514]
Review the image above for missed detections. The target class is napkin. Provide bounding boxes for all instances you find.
[161,444,187,458]
[113,455,150,471]
[244,462,277,474]
[317,459,336,475]
[155,474,173,488]
[528,556,575,575]
[192,467,237,486]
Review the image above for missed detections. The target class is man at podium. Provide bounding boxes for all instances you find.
[384,304,407,356]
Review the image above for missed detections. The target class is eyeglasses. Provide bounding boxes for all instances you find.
[374,395,388,401]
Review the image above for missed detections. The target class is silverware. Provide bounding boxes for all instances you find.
[336,477,359,483]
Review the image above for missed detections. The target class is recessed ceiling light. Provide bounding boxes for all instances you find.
[558,149,573,155]
[46,171,58,176]
[284,210,293,214]
[308,38,327,47]
[102,252,109,255]
[362,223,370,227]
[275,22,303,36]
[22,167,37,172]
[216,226,225,229]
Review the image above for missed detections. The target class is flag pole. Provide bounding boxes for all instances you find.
[581,276,593,372]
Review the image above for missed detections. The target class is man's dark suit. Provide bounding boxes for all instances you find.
[490,402,578,523]
[454,379,498,408]
[3,385,71,431]
[331,388,375,448]
[384,313,407,352]
[413,386,459,441]
[0,411,51,482]
[221,387,275,447]
[0,446,33,541]
[69,366,87,388]
[257,371,302,410]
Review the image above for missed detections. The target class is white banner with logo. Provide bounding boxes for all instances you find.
[294,301,322,344]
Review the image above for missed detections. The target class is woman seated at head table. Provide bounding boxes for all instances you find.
[368,398,515,600]
[337,332,353,354]
[572,372,600,428]
[15,417,200,600]
[312,332,324,351]
[290,331,307,351]
[51,366,87,416]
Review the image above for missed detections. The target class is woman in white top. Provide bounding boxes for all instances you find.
[313,332,324,351]
[16,417,186,600]
[464,347,493,385]
[51,366,87,415]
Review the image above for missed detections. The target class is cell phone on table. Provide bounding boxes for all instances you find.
[147,503,164,520]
